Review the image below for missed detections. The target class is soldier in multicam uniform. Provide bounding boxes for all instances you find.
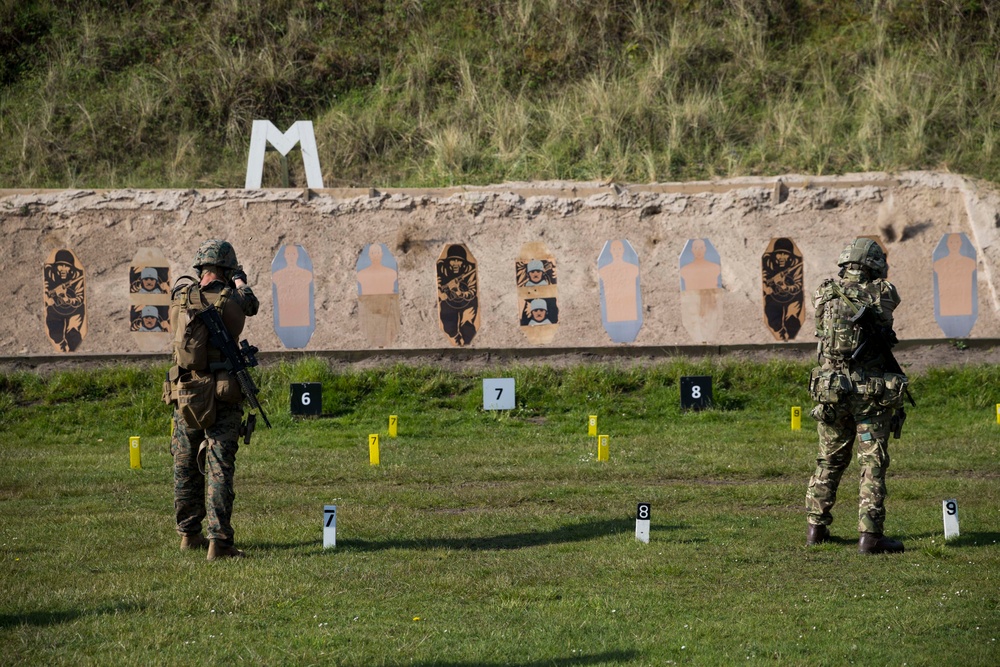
[805,238,908,554]
[167,240,259,561]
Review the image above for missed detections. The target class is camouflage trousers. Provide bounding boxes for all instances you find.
[171,402,242,547]
[806,396,892,534]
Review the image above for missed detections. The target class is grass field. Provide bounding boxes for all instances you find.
[1,359,999,665]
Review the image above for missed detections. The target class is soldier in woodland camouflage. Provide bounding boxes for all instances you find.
[167,239,259,561]
[805,238,909,555]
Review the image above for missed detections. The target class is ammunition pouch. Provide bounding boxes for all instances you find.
[809,367,852,404]
[879,372,908,410]
[214,369,244,404]
[176,368,217,429]
[162,365,180,406]
[810,403,837,424]
[857,374,885,399]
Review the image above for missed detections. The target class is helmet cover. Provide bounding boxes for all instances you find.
[837,238,887,278]
[193,239,240,271]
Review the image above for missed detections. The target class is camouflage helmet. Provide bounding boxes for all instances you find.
[837,238,887,278]
[193,239,240,271]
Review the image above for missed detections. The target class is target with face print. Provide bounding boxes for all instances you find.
[129,247,171,352]
[516,241,558,345]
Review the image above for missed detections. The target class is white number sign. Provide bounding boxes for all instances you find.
[636,503,651,543]
[483,378,515,410]
[324,505,337,548]
[943,499,960,540]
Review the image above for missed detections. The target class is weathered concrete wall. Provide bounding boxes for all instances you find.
[2,171,999,357]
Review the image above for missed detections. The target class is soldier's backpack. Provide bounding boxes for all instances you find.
[814,277,880,361]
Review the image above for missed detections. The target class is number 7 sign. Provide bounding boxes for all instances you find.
[483,378,515,410]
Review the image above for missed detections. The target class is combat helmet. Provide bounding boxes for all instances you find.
[837,238,887,279]
[193,239,240,271]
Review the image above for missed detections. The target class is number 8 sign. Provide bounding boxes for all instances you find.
[680,375,712,411]
[636,503,651,543]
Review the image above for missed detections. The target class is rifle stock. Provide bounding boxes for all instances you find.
[198,305,272,429]
[850,306,915,438]
[850,307,915,400]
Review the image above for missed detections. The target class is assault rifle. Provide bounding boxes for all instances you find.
[198,305,272,435]
[850,306,916,438]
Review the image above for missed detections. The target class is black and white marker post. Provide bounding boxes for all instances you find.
[636,503,651,543]
[943,499,960,541]
[323,505,337,548]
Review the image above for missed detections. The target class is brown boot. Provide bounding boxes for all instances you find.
[806,524,831,546]
[858,532,904,554]
[207,541,246,561]
[180,532,209,551]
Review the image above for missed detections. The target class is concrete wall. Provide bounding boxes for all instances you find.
[3,171,999,357]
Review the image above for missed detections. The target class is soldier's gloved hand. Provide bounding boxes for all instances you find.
[882,327,898,347]
[231,269,248,285]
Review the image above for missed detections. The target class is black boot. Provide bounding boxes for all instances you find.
[858,532,904,554]
[806,524,831,546]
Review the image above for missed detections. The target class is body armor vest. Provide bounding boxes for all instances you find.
[815,278,880,362]
[170,277,232,370]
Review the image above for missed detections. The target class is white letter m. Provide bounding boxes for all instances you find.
[245,120,324,189]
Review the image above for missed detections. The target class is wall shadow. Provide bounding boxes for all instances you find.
[370,649,641,667]
[943,531,1000,548]
[253,519,690,555]
[334,518,669,552]
[0,602,145,629]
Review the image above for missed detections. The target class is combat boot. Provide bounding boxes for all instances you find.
[180,532,209,551]
[207,541,245,561]
[858,532,904,554]
[806,524,831,546]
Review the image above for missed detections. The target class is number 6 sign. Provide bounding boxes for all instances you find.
[291,382,322,416]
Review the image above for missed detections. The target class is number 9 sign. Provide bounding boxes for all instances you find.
[943,499,960,540]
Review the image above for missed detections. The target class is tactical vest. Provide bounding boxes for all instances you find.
[814,277,880,361]
[169,276,232,370]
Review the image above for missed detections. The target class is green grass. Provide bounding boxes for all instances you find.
[4,1,1000,188]
[1,359,999,665]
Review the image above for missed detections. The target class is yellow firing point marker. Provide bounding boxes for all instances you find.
[369,434,380,466]
[791,406,802,431]
[597,434,609,462]
[588,415,597,437]
[129,436,142,469]
[996,404,1000,425]
[389,415,398,438]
